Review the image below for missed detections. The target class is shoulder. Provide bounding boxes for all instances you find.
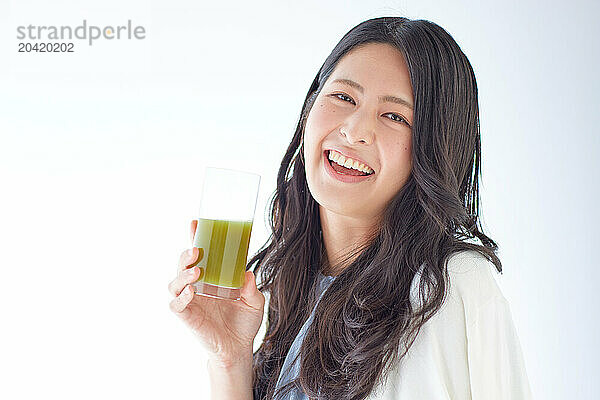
[408,249,506,324]
[445,250,505,299]
[410,249,505,306]
[441,250,507,327]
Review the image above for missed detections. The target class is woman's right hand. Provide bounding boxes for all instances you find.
[168,219,265,366]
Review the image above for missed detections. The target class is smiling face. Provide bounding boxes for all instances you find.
[303,42,414,224]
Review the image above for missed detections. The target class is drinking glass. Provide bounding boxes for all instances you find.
[190,167,261,300]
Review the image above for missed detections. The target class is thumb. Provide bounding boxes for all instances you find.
[240,270,264,311]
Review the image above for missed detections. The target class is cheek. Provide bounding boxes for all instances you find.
[305,99,341,135]
[384,137,413,181]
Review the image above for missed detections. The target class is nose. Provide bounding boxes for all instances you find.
[339,112,375,145]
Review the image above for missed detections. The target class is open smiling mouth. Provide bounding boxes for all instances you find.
[325,150,374,177]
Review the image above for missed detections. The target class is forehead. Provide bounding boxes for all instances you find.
[327,43,413,98]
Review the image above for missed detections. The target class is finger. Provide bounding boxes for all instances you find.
[239,270,265,311]
[190,219,198,244]
[178,247,204,272]
[168,266,202,296]
[169,284,195,314]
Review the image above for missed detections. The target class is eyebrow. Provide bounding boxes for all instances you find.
[331,78,414,110]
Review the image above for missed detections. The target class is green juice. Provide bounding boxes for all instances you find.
[191,217,253,288]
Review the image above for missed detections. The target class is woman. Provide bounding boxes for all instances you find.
[168,16,533,400]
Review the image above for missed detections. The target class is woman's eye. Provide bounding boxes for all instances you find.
[384,113,410,126]
[332,93,355,104]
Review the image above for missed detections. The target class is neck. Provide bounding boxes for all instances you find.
[319,206,379,276]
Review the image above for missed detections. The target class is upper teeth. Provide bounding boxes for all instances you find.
[328,150,374,174]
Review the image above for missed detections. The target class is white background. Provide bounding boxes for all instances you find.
[1,0,598,399]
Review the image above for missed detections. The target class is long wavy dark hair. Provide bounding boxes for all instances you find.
[247,16,502,400]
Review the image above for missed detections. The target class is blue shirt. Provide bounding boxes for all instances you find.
[273,272,337,399]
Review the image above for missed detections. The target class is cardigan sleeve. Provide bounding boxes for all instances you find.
[466,295,533,399]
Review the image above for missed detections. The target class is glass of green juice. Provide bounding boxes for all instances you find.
[190,167,261,301]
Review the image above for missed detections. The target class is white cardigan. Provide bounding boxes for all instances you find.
[365,250,533,399]
[271,249,533,399]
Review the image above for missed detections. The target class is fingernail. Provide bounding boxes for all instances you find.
[187,248,194,258]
